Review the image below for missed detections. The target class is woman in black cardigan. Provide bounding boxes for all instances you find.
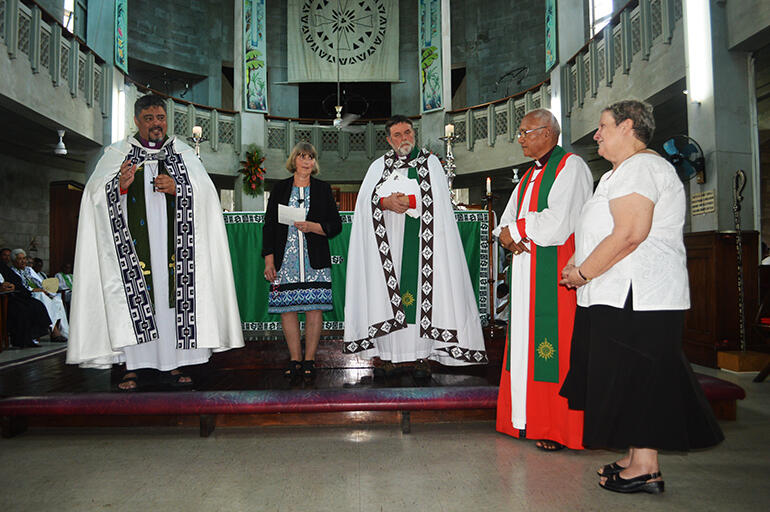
[262,142,342,381]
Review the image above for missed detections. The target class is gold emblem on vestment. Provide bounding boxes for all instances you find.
[402,291,415,307]
[537,338,555,360]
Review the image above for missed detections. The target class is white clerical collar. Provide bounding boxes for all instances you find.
[130,135,173,152]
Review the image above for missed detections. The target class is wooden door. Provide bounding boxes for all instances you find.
[49,181,83,274]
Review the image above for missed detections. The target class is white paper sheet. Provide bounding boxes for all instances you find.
[278,204,307,225]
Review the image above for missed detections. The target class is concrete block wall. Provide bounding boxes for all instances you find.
[391,1,419,116]
[128,0,233,107]
[451,0,546,107]
[0,155,83,272]
[266,0,297,117]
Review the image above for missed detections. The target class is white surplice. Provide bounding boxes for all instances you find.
[492,153,592,428]
[67,136,244,369]
[344,150,486,365]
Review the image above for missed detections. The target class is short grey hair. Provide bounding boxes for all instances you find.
[603,100,655,145]
[10,248,26,260]
[523,108,561,139]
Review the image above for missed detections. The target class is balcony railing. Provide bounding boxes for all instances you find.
[445,82,552,151]
[126,81,241,155]
[1,0,108,116]
[564,0,683,115]
[264,117,420,161]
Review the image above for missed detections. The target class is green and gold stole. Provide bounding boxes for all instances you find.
[509,145,569,383]
[398,147,421,324]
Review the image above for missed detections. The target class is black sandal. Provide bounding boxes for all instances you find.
[284,360,302,379]
[162,369,194,390]
[535,440,565,451]
[117,372,139,392]
[302,360,316,381]
[597,462,626,476]
[600,471,665,494]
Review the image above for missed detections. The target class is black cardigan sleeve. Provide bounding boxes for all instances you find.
[261,181,281,258]
[317,180,342,239]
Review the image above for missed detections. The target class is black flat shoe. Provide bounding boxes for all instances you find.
[597,462,626,476]
[600,472,664,494]
[302,360,316,381]
[284,360,302,379]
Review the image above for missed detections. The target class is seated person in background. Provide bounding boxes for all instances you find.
[0,257,51,347]
[56,262,74,306]
[0,248,11,266]
[32,257,48,279]
[10,248,68,342]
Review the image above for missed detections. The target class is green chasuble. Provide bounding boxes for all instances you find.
[124,138,177,309]
[507,145,568,383]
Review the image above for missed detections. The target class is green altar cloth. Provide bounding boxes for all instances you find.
[224,211,490,331]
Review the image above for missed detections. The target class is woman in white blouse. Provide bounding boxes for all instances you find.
[559,100,723,495]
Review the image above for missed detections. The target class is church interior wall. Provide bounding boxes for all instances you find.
[85,0,115,66]
[390,0,419,116]
[35,0,64,24]
[726,0,770,51]
[0,154,84,270]
[450,0,546,108]
[266,0,298,118]
[127,0,233,108]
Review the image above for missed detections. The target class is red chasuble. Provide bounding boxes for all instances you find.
[496,147,584,449]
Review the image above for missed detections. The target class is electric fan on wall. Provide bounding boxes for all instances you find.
[662,135,706,184]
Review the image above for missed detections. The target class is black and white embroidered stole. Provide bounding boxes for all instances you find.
[105,141,198,349]
[345,149,464,356]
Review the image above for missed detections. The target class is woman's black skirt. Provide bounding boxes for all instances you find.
[559,292,724,451]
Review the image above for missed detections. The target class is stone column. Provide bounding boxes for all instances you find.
[684,0,756,232]
[234,0,266,212]
[552,0,586,152]
[420,0,453,157]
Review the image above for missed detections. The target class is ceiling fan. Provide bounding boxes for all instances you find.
[53,129,67,155]
[37,129,88,158]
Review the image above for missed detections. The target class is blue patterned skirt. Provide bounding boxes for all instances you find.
[267,186,333,314]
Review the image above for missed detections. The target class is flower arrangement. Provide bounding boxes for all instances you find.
[238,145,266,196]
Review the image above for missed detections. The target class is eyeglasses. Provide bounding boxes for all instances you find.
[516,126,548,139]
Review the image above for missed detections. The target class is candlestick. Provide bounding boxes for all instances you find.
[187,126,207,158]
[486,177,491,196]
[438,133,459,207]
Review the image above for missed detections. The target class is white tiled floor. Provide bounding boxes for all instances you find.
[0,366,768,511]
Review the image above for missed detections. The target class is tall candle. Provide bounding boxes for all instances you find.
[445,124,455,137]
[486,177,491,195]
[192,125,203,138]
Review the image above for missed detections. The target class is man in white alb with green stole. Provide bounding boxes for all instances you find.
[495,109,592,450]
[67,95,244,390]
[344,116,486,379]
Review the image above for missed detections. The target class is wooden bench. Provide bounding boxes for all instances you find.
[0,374,746,438]
[0,386,497,438]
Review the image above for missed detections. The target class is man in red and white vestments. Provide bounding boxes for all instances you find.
[494,109,593,450]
